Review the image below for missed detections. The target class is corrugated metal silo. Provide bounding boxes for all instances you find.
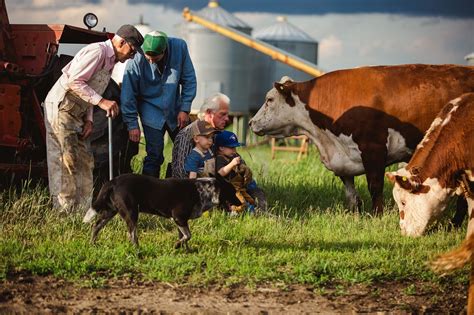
[466,52,474,66]
[252,16,318,111]
[179,0,255,114]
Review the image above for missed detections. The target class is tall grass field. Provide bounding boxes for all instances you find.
[0,143,466,289]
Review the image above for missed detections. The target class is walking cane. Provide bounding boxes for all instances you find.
[108,116,113,181]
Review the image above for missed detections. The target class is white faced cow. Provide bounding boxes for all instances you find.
[249,64,474,214]
[386,93,474,237]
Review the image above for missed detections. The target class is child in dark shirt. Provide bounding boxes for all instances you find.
[214,131,256,214]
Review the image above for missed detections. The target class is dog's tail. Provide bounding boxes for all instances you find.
[430,234,474,274]
[83,180,114,223]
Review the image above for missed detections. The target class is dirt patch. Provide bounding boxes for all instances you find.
[0,274,467,313]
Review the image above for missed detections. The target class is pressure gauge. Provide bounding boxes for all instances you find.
[83,13,98,30]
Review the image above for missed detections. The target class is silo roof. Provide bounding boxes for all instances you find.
[254,16,316,43]
[134,15,152,36]
[196,0,251,29]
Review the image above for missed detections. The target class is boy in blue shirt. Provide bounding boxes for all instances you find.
[184,121,216,179]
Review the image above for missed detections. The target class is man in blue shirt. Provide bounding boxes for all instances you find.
[121,31,196,177]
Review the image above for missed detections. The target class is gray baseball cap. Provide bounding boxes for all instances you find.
[116,24,144,50]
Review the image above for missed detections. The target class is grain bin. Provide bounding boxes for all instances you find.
[179,0,255,114]
[252,16,318,111]
[466,53,474,66]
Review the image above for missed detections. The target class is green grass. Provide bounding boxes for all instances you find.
[0,143,467,288]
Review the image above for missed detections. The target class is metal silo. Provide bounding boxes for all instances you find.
[466,52,474,66]
[252,16,318,110]
[179,0,255,114]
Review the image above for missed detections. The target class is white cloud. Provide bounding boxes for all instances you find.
[6,0,181,35]
[319,35,343,59]
[6,1,473,72]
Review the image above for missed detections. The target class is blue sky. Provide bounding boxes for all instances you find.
[6,0,474,71]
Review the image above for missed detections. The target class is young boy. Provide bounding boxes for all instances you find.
[184,120,216,179]
[214,131,256,213]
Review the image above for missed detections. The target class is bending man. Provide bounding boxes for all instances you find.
[121,31,197,177]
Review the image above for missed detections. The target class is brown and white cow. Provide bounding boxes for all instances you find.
[249,64,474,214]
[386,93,474,237]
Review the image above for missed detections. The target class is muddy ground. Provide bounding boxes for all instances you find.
[0,274,466,313]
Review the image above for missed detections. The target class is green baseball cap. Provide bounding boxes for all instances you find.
[142,31,168,55]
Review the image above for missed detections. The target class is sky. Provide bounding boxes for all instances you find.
[5,0,474,72]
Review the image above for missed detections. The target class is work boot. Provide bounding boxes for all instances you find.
[142,169,160,178]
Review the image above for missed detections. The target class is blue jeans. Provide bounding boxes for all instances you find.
[142,124,177,177]
[247,179,257,191]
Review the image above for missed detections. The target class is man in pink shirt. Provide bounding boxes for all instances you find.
[43,24,143,213]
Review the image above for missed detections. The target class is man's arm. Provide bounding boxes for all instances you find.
[121,57,141,141]
[65,45,105,108]
[178,40,197,114]
[65,44,119,120]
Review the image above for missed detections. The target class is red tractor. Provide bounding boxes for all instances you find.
[0,0,137,188]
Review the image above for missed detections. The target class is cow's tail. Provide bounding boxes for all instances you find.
[83,180,114,223]
[430,234,474,274]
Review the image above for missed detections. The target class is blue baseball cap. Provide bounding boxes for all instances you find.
[215,130,242,148]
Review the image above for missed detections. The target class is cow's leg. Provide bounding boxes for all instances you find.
[361,147,387,215]
[339,176,362,211]
[451,196,468,228]
[466,197,474,238]
[469,261,474,315]
[366,169,385,215]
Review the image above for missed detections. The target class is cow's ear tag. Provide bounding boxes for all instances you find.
[402,176,407,181]
[280,86,283,90]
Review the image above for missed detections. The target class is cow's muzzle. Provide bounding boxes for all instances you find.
[248,120,264,136]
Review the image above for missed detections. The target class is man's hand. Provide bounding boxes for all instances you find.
[177,111,189,129]
[81,120,93,140]
[98,98,120,118]
[128,128,141,142]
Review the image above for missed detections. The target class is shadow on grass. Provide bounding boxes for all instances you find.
[243,238,392,253]
[259,180,395,218]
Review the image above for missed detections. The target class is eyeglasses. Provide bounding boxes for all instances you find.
[126,41,137,56]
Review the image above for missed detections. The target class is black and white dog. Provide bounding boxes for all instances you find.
[83,173,241,249]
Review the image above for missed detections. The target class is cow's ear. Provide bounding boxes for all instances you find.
[385,172,396,183]
[394,175,415,191]
[274,81,297,107]
[274,81,295,95]
[409,175,430,193]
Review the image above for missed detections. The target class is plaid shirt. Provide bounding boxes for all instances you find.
[171,120,196,179]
